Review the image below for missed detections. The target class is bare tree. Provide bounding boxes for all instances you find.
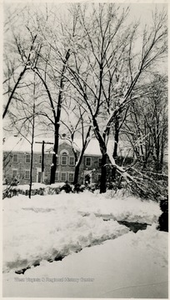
[124,74,168,173]
[3,35,38,119]
[61,96,92,184]
[64,3,167,194]
[4,4,73,184]
[31,48,71,184]
[28,73,36,198]
[3,5,38,119]
[3,76,41,194]
[3,3,167,198]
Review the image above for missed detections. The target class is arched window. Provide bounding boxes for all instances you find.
[61,151,68,165]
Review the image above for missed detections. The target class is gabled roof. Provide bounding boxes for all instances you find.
[3,137,50,153]
[3,136,132,157]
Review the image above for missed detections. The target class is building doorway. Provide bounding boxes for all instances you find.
[85,174,90,185]
[38,171,42,183]
[37,168,43,183]
[84,171,92,186]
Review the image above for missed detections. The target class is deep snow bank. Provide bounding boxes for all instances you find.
[3,225,168,298]
[3,191,161,274]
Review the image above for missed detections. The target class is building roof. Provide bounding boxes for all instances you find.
[3,136,132,157]
[3,137,47,153]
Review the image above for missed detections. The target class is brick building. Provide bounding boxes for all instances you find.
[3,137,133,185]
[3,137,104,185]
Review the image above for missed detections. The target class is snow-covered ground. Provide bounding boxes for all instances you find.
[3,188,168,298]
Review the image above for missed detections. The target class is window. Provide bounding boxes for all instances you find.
[68,173,74,183]
[55,172,59,181]
[13,154,18,163]
[85,157,91,167]
[61,152,68,165]
[56,156,60,165]
[61,172,67,182]
[39,156,42,163]
[12,169,18,177]
[26,154,30,163]
[99,158,102,167]
[25,170,30,179]
[70,157,75,166]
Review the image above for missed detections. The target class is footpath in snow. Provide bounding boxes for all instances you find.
[3,226,168,298]
[3,188,168,298]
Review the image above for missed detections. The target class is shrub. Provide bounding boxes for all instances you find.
[157,197,168,232]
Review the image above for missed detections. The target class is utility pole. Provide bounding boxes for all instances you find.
[35,140,53,183]
[29,73,36,199]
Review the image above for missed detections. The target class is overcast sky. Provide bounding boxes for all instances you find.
[3,2,168,29]
[128,2,167,23]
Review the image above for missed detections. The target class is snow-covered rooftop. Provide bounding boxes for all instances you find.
[3,136,132,156]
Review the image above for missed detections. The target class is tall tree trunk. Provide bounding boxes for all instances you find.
[29,127,34,199]
[50,49,70,184]
[92,118,108,194]
[100,152,107,193]
[112,116,119,180]
[73,147,87,185]
[160,134,164,172]
[155,140,160,173]
[74,163,80,185]
[72,126,91,186]
[50,119,59,184]
[41,140,45,183]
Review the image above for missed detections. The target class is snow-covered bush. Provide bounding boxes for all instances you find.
[3,187,19,199]
[47,186,62,195]
[3,183,73,199]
